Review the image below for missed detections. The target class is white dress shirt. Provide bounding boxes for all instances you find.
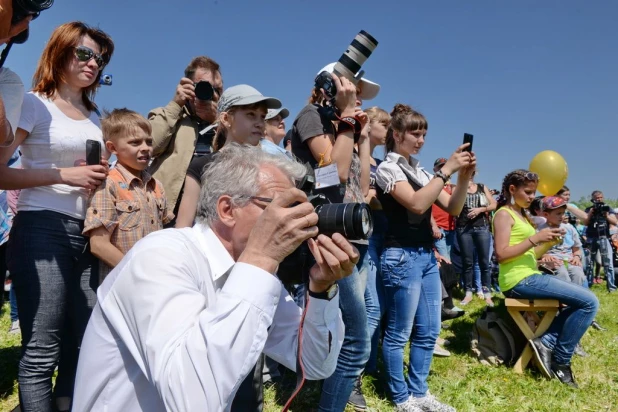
[376,152,433,193]
[73,224,344,412]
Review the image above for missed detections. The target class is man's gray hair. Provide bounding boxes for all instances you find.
[196,143,308,226]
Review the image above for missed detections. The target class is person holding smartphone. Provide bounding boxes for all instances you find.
[0,22,114,412]
[493,170,598,388]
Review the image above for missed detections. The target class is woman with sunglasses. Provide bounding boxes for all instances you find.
[0,22,114,412]
[493,170,598,388]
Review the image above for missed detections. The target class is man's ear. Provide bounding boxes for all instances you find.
[105,140,117,155]
[216,195,236,229]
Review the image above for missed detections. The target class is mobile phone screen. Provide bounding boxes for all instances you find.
[86,140,102,166]
[463,133,474,152]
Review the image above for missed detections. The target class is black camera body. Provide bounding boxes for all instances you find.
[591,200,611,215]
[11,0,53,23]
[277,170,373,285]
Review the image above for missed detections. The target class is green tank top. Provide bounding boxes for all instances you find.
[493,207,538,291]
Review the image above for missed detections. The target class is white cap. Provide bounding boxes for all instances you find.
[317,62,381,101]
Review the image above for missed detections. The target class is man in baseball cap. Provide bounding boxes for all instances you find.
[261,107,290,157]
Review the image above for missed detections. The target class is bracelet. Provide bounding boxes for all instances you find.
[528,237,539,247]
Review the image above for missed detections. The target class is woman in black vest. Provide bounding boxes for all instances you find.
[456,172,497,306]
[375,104,475,411]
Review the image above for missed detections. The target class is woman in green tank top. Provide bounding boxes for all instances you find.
[493,169,599,389]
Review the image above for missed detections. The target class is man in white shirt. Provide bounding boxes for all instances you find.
[73,143,357,412]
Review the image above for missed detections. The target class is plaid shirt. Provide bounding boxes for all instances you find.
[84,163,174,281]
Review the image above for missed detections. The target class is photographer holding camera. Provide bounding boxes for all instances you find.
[73,144,356,412]
[571,191,617,291]
[147,56,223,220]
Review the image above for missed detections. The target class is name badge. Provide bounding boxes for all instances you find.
[314,164,340,189]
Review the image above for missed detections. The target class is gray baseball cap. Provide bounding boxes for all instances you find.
[265,107,290,121]
[217,84,281,113]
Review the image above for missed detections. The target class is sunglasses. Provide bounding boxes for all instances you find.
[524,172,539,181]
[74,46,106,68]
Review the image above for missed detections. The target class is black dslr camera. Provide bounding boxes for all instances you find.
[591,199,611,215]
[314,30,378,119]
[10,0,53,43]
[194,81,215,101]
[277,170,373,285]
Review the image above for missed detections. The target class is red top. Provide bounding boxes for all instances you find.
[432,185,455,230]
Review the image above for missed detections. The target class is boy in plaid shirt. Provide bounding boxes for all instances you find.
[84,109,173,282]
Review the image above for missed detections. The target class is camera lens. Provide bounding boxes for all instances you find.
[195,81,215,101]
[333,30,378,83]
[12,0,53,23]
[315,202,373,240]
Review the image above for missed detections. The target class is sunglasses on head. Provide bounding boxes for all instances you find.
[524,172,539,181]
[74,46,106,68]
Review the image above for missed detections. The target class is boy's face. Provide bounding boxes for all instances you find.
[106,127,153,174]
[543,206,566,226]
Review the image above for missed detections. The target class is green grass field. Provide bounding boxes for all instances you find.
[2,285,617,412]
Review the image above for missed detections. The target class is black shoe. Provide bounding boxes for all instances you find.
[591,320,607,331]
[530,338,554,379]
[441,307,465,321]
[551,362,579,388]
[574,343,589,358]
[347,376,367,411]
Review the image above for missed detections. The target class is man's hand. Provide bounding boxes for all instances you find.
[172,77,196,107]
[307,233,359,293]
[239,189,319,274]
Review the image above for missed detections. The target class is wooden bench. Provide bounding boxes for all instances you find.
[505,298,561,373]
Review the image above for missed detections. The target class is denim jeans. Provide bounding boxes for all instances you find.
[504,274,598,365]
[457,225,492,292]
[7,211,98,412]
[365,210,387,374]
[319,245,370,411]
[380,246,441,403]
[10,285,18,322]
[589,237,616,291]
[434,228,455,260]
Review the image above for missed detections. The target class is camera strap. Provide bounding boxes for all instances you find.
[0,39,15,69]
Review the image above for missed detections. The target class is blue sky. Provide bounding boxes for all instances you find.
[6,0,617,199]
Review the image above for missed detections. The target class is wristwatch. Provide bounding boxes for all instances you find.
[433,170,450,184]
[308,283,339,301]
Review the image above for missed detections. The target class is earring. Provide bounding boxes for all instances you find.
[510,196,516,206]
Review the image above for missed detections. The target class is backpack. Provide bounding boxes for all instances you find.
[470,307,526,366]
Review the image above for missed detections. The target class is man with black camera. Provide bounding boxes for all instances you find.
[73,144,357,411]
[568,190,617,291]
[147,56,223,218]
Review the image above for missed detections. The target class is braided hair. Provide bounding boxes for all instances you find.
[497,169,539,225]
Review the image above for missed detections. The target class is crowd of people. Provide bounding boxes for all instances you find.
[1,10,616,412]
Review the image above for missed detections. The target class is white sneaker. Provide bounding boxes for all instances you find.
[412,391,456,412]
[433,343,451,357]
[396,398,423,412]
[8,320,20,334]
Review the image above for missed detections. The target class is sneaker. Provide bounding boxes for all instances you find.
[347,376,367,411]
[8,320,20,335]
[396,398,423,412]
[436,337,450,346]
[530,338,553,379]
[413,391,456,412]
[433,343,451,357]
[451,306,465,313]
[551,363,579,388]
[574,343,589,358]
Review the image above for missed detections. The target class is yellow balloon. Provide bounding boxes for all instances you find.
[529,150,569,196]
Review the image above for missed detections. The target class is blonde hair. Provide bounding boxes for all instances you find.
[212,102,268,152]
[101,108,151,143]
[365,106,390,126]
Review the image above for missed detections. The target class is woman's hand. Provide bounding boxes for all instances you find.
[532,227,565,244]
[441,144,475,177]
[59,165,108,190]
[331,73,357,116]
[467,207,486,220]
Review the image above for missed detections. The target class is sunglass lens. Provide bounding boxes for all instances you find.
[75,47,92,62]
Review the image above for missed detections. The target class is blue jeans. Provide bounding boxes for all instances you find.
[10,285,18,322]
[381,246,441,403]
[7,211,98,412]
[365,210,387,374]
[434,228,455,260]
[589,237,616,291]
[504,274,598,365]
[319,245,370,411]
[457,225,492,292]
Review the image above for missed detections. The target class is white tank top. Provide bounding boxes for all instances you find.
[17,92,103,219]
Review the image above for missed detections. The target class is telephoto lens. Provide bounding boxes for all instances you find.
[315,202,373,240]
[333,30,378,83]
[194,81,215,101]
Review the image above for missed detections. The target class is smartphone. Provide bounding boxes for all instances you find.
[463,133,474,152]
[86,140,102,166]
